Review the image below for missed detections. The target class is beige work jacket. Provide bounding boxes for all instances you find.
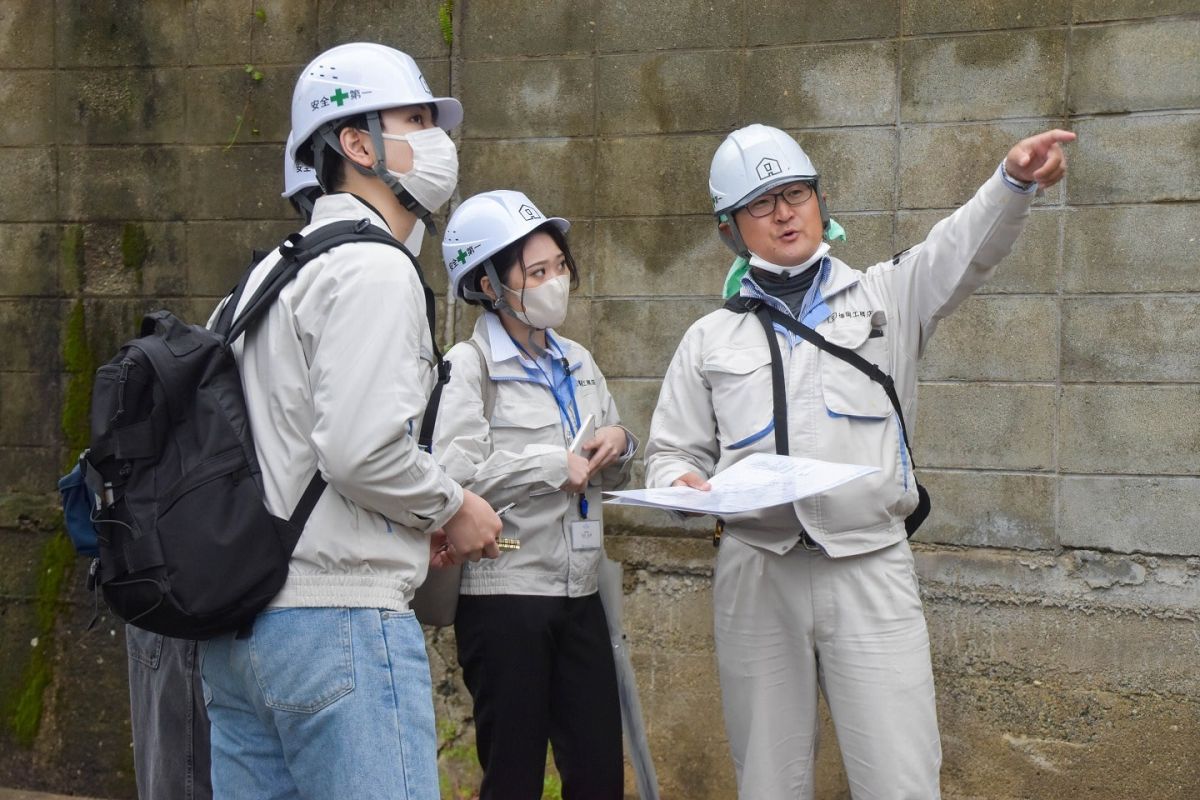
[646,169,1035,557]
[433,313,637,596]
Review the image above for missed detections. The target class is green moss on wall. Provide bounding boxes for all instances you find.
[60,301,95,458]
[6,530,75,745]
[120,222,148,289]
[61,225,85,293]
[3,300,96,744]
[438,1,453,46]
[8,648,52,746]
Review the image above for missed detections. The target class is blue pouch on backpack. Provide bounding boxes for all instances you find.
[58,455,100,558]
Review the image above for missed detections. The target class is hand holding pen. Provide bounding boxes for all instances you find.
[430,502,519,569]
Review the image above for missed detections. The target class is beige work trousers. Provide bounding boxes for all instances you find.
[714,535,941,800]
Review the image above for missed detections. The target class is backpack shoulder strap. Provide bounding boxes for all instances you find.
[418,337,494,453]
[223,219,387,342]
[213,249,273,336]
[219,218,450,456]
[464,339,496,421]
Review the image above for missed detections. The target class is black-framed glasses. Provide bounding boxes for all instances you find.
[744,182,815,218]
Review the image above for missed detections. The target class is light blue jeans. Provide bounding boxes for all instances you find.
[200,607,439,800]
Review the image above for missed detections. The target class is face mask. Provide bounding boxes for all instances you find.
[402,219,424,257]
[504,274,570,330]
[748,241,829,277]
[381,127,459,212]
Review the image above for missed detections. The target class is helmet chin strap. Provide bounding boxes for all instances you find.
[717,212,752,258]
[315,113,440,236]
[462,260,550,357]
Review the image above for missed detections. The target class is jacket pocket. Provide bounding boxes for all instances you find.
[702,345,775,452]
[489,401,564,452]
[819,316,892,419]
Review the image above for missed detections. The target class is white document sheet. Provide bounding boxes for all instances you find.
[603,453,878,516]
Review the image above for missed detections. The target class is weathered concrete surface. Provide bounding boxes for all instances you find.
[1062,204,1200,294]
[3,1,1200,798]
[897,208,1062,295]
[901,30,1066,123]
[0,790,105,800]
[903,0,1070,34]
[432,535,1200,799]
[919,296,1059,382]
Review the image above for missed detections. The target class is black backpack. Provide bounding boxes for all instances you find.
[82,219,445,639]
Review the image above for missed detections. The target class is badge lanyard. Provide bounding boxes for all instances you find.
[512,335,588,519]
[513,335,582,438]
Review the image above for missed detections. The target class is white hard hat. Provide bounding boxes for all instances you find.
[442,190,570,301]
[281,131,320,199]
[709,124,828,254]
[288,42,462,166]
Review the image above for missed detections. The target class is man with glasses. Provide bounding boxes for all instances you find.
[646,123,1073,799]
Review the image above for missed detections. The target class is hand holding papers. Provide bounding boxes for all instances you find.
[603,453,878,516]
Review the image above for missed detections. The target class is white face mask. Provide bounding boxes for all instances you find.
[380,127,459,212]
[505,274,570,330]
[402,219,424,257]
[748,241,829,277]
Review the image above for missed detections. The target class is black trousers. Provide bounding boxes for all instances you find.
[455,592,623,800]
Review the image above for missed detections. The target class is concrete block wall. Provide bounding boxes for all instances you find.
[1,1,1198,798]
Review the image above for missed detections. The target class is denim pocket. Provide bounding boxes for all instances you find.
[249,608,355,713]
[125,626,163,669]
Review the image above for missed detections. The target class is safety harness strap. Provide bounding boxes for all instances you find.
[725,295,930,535]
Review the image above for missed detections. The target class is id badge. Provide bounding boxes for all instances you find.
[570,520,602,551]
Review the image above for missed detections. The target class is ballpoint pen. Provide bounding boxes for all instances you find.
[495,503,520,550]
[437,503,521,554]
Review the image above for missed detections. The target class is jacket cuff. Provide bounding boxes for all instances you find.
[997,160,1037,194]
[427,475,465,532]
[616,425,640,462]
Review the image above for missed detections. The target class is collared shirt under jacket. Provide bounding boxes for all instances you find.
[645,168,1035,558]
[433,313,637,597]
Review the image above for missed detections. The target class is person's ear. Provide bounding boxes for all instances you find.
[717,216,731,236]
[480,274,498,303]
[338,127,374,169]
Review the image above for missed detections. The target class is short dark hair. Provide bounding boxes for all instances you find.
[463,222,580,308]
[295,105,439,192]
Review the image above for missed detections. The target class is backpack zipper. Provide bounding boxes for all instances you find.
[113,358,133,423]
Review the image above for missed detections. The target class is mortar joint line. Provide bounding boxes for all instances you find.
[893,0,906,249]
[586,0,600,325]
[443,0,466,346]
[1051,9,1080,548]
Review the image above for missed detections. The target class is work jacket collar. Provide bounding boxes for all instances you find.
[820,256,862,302]
[476,312,581,381]
[308,192,392,236]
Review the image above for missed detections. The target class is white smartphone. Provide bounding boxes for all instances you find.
[570,413,597,455]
